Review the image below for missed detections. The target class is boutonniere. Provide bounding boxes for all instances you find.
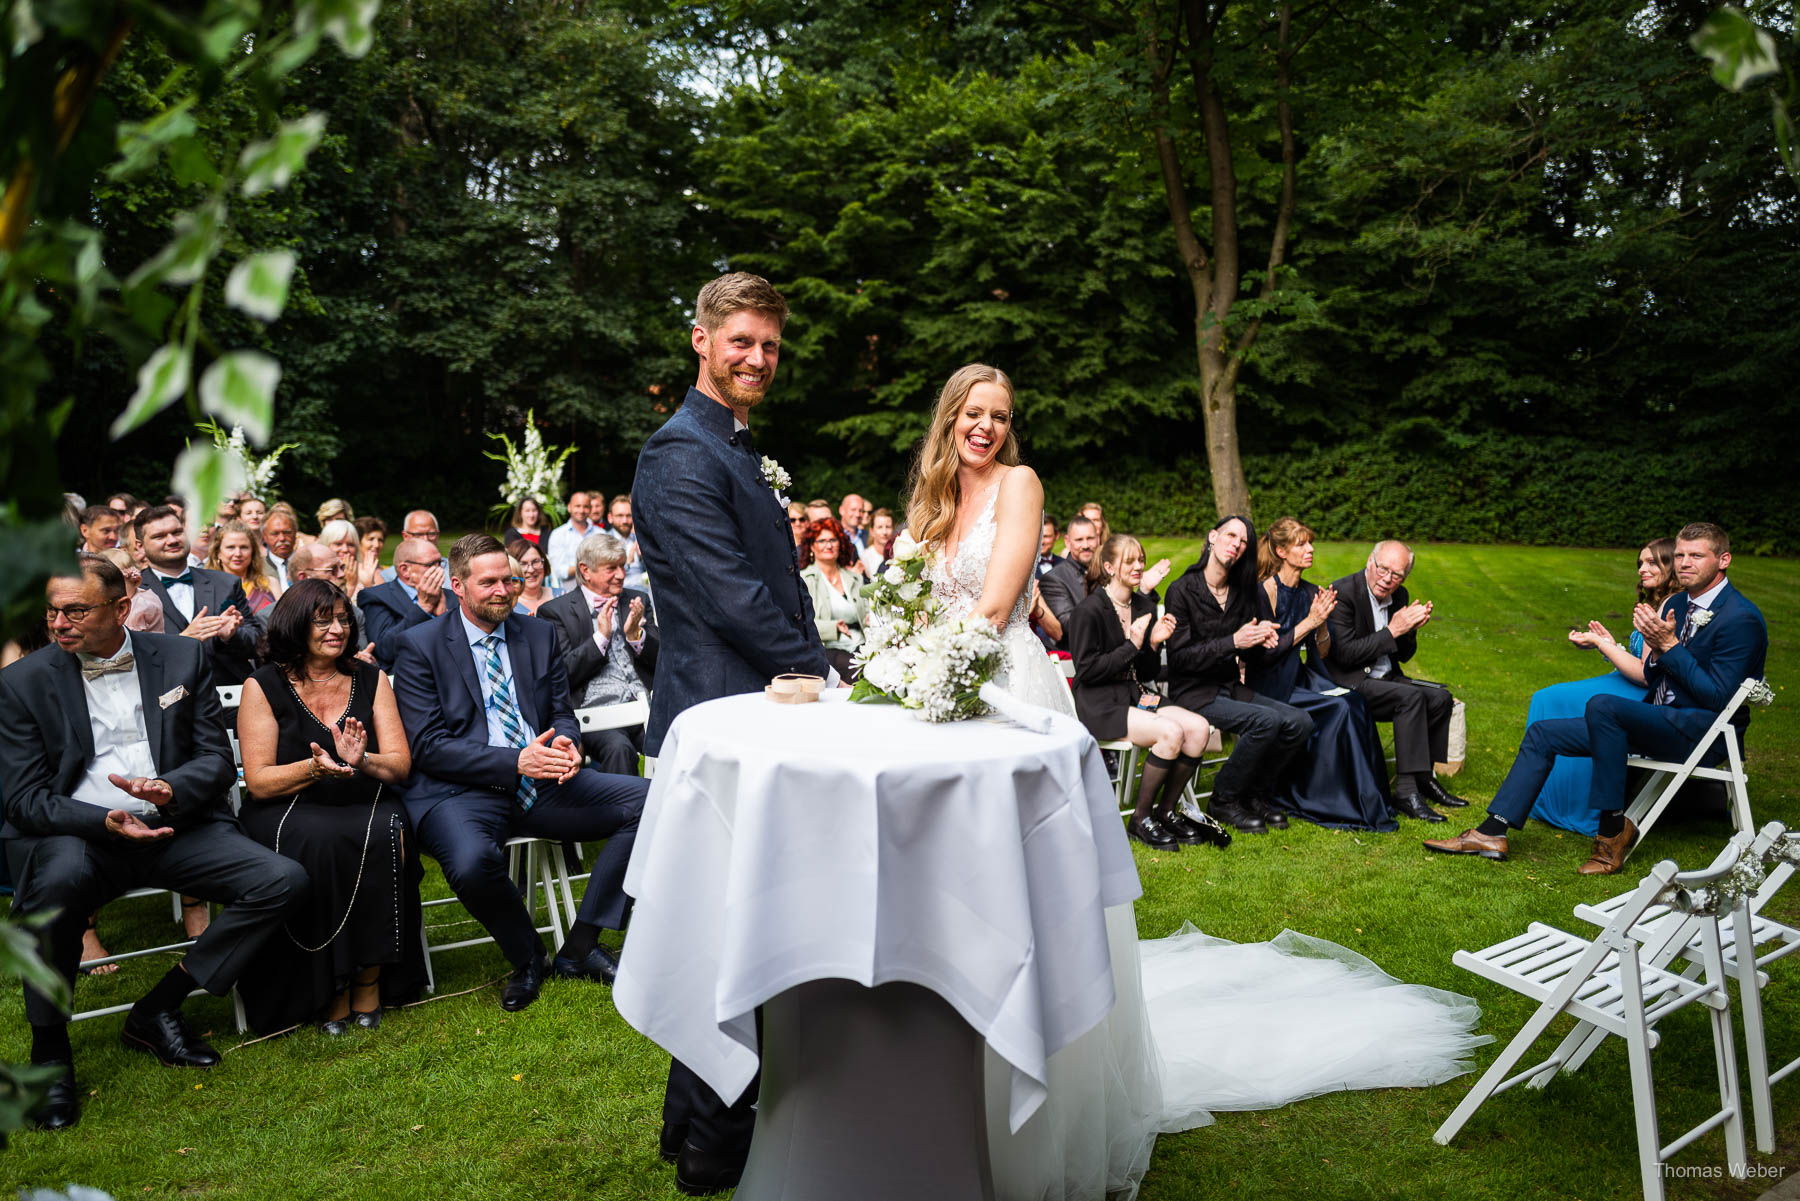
[1690,607,1714,630]
[760,455,791,502]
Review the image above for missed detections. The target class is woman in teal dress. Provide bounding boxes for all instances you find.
[1525,538,1677,834]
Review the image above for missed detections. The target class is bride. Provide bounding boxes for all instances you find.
[906,364,1489,1200]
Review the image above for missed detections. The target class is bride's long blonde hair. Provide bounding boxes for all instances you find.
[904,364,1021,549]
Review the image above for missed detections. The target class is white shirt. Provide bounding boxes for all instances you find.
[1681,576,1730,636]
[1367,585,1395,679]
[265,551,290,594]
[459,609,521,749]
[153,568,196,625]
[546,519,592,595]
[70,633,159,816]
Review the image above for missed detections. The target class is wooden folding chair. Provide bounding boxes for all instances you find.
[1623,676,1773,862]
[1435,846,1749,1200]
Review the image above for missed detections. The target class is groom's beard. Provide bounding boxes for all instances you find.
[706,356,770,410]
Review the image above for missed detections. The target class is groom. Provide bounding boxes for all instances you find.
[633,271,832,1195]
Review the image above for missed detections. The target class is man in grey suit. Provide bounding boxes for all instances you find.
[538,529,657,774]
[133,505,263,685]
[0,555,307,1129]
[633,271,832,1195]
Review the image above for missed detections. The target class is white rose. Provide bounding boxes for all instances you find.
[898,580,921,602]
[883,564,904,585]
[892,530,923,562]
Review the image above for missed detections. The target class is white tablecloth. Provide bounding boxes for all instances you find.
[614,690,1141,1132]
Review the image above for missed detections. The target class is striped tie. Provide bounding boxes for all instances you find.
[480,635,536,810]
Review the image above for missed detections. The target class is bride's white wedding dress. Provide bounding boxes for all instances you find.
[930,480,1490,1200]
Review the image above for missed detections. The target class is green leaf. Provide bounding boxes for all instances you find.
[294,0,382,59]
[107,102,197,182]
[1691,8,1782,93]
[238,112,327,198]
[848,677,896,704]
[0,912,71,1007]
[123,199,226,290]
[225,250,296,322]
[167,136,221,188]
[198,351,281,444]
[110,344,192,439]
[171,442,249,533]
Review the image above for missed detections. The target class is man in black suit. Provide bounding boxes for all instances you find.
[538,530,656,774]
[0,555,308,1130]
[633,271,833,1195]
[359,538,449,670]
[1036,513,1099,649]
[390,533,649,1014]
[1323,540,1468,819]
[133,505,262,685]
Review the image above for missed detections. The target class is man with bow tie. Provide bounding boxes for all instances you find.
[133,505,263,685]
[0,555,308,1130]
[1428,522,1768,874]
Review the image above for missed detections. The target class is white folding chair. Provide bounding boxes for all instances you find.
[573,698,651,739]
[417,836,573,994]
[1435,846,1749,1199]
[1622,676,1772,862]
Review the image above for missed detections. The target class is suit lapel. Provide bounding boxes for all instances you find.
[49,650,96,761]
[133,635,167,769]
[142,573,184,633]
[507,616,543,731]
[444,614,485,719]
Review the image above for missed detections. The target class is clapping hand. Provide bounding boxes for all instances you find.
[1148,612,1177,648]
[332,716,369,770]
[1568,620,1616,650]
[308,742,356,780]
[1389,601,1432,635]
[1298,587,1337,636]
[180,606,227,640]
[594,595,616,643]
[518,729,582,782]
[1633,603,1679,653]
[215,606,244,640]
[1141,558,1173,593]
[354,644,378,666]
[1129,611,1155,646]
[107,773,173,807]
[622,597,645,642]
[1233,620,1280,650]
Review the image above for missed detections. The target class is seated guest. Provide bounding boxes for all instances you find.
[1247,518,1395,831]
[1066,534,1225,851]
[545,491,594,596]
[390,534,650,1011]
[235,581,424,1035]
[1524,538,1678,836]
[607,495,648,594]
[381,510,444,582]
[261,505,299,594]
[508,538,553,616]
[539,531,657,775]
[1035,515,1063,579]
[1429,523,1767,874]
[1323,540,1468,820]
[860,507,896,576]
[77,506,120,553]
[98,548,165,633]
[315,497,354,530]
[237,495,267,534]
[787,501,808,547]
[0,555,308,1129]
[287,543,346,587]
[1037,514,1099,649]
[1079,501,1110,545]
[800,518,865,682]
[502,497,547,549]
[135,505,263,686]
[105,492,141,519]
[838,493,868,552]
[1164,515,1315,834]
[206,520,277,614]
[358,539,448,671]
[354,516,388,590]
[317,519,364,600]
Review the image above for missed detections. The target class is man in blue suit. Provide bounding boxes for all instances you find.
[390,533,648,1011]
[359,538,449,670]
[1427,522,1768,874]
[633,271,832,1195]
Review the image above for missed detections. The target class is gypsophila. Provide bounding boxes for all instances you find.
[197,417,292,502]
[760,455,791,501]
[1748,677,1776,707]
[851,540,1004,721]
[1690,607,1714,630]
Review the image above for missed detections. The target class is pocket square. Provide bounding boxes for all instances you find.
[158,685,188,710]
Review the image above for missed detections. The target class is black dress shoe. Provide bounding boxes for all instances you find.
[350,1008,382,1031]
[1392,792,1447,823]
[659,1121,689,1164]
[1247,795,1290,829]
[318,1017,349,1037]
[121,1007,220,1068]
[675,1140,748,1196]
[1422,775,1470,808]
[500,957,546,1012]
[1166,809,1231,849]
[1207,795,1268,834]
[31,1061,78,1130]
[551,945,620,986]
[1126,814,1179,850]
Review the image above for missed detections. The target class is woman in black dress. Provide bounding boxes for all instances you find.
[236,579,425,1034]
[1067,534,1229,852]
[1246,518,1395,831]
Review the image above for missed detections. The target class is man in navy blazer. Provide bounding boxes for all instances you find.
[390,533,648,1012]
[633,272,831,1194]
[359,538,449,670]
[1429,522,1768,874]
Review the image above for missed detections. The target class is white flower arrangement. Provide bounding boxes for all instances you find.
[760,455,791,502]
[485,409,576,524]
[1690,607,1714,630]
[1748,677,1777,707]
[197,417,293,502]
[851,541,1004,722]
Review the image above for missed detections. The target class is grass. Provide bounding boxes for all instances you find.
[3,541,1796,1200]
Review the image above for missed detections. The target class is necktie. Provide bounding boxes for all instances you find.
[158,572,194,588]
[1652,606,1696,706]
[479,635,536,809]
[80,652,135,681]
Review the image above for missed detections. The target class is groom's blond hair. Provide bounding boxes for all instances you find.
[694,272,788,332]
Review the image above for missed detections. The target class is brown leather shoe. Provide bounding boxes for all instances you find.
[1423,829,1508,860]
[1577,817,1638,875]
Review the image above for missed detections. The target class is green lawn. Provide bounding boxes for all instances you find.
[4,542,1796,1200]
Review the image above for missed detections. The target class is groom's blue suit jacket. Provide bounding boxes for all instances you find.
[1641,579,1767,731]
[634,387,829,755]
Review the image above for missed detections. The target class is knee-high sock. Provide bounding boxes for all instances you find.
[1159,754,1204,817]
[1133,752,1175,822]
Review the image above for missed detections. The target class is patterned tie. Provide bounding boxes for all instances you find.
[480,635,536,809]
[1652,606,1695,707]
[80,651,135,681]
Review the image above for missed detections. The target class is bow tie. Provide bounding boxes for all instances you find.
[158,572,194,588]
[80,651,135,681]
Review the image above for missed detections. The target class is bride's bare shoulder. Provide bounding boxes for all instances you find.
[995,464,1043,509]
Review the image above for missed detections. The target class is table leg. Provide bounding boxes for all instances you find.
[734,979,996,1201]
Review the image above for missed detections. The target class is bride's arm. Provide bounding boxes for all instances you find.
[973,467,1045,632]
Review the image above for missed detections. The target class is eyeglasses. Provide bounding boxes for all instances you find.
[310,613,351,631]
[46,603,108,623]
[789,517,807,525]
[1370,565,1408,582]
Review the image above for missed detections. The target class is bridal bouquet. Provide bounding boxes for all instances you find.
[850,532,1005,721]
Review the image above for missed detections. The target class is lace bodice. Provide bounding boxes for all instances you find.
[926,483,1032,633]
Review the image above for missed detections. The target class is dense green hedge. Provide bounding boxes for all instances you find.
[1035,433,1797,554]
